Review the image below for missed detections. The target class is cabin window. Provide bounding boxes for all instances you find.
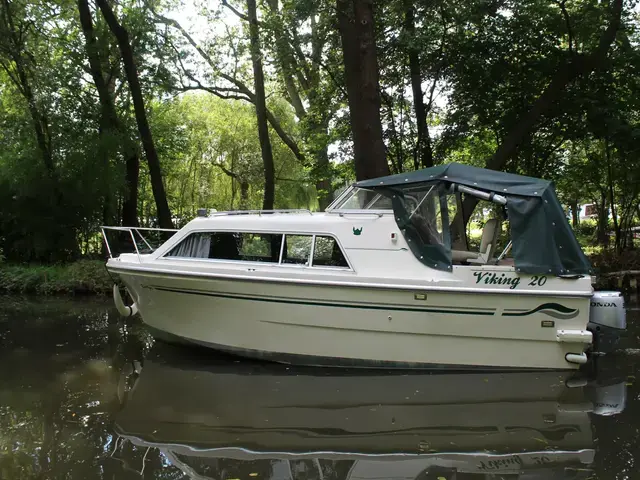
[236,233,282,263]
[282,235,312,265]
[165,232,351,269]
[165,232,211,258]
[312,236,349,268]
[165,232,282,263]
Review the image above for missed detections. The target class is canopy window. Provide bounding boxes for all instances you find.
[384,184,453,271]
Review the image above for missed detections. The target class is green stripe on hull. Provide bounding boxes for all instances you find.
[146,285,496,316]
[503,303,579,319]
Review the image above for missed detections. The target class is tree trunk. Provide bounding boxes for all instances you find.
[247,0,276,210]
[24,82,54,176]
[122,153,140,226]
[314,146,332,210]
[605,141,620,251]
[264,3,333,210]
[265,0,307,119]
[78,0,118,129]
[1,0,81,260]
[403,0,433,170]
[1,0,54,176]
[337,0,389,181]
[240,180,250,210]
[596,192,609,247]
[79,0,136,227]
[570,199,579,228]
[96,0,173,229]
[158,14,307,167]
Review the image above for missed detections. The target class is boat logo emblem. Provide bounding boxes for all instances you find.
[353,227,363,236]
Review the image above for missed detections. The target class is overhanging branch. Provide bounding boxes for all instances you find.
[221,0,250,23]
[153,11,307,165]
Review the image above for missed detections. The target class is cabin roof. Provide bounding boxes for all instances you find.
[184,211,393,232]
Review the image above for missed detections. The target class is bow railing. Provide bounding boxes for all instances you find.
[100,226,179,262]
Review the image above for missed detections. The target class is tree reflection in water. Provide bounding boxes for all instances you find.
[0,297,163,479]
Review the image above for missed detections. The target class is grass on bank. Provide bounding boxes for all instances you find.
[0,259,112,295]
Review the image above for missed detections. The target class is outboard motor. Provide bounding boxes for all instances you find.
[588,291,626,353]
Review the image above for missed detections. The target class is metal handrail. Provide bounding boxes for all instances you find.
[496,240,513,262]
[100,226,179,232]
[100,226,179,261]
[208,209,313,216]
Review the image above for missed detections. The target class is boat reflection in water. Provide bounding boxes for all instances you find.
[114,343,627,480]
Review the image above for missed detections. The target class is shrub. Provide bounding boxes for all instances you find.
[0,260,111,295]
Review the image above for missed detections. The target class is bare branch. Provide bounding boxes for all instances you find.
[425,8,448,113]
[289,46,347,99]
[153,12,307,164]
[556,0,574,54]
[276,176,307,182]
[176,84,251,102]
[223,23,240,78]
[0,59,23,94]
[220,0,250,22]
[289,27,312,90]
[213,161,241,179]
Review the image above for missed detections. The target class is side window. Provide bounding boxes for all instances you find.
[208,232,241,260]
[166,232,282,263]
[166,232,212,258]
[282,235,312,265]
[236,233,282,263]
[312,236,349,268]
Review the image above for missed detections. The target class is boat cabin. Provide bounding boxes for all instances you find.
[105,163,590,281]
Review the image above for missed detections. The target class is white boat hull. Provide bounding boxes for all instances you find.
[116,269,591,370]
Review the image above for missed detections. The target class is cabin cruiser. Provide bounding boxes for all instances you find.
[102,163,626,370]
[112,343,627,480]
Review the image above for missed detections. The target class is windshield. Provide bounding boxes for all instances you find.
[331,187,393,210]
[329,186,450,248]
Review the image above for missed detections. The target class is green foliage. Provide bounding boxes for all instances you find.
[146,93,312,224]
[0,0,639,264]
[574,220,599,247]
[0,260,111,295]
[590,248,640,274]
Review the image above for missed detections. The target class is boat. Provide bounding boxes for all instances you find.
[112,343,627,480]
[101,163,626,370]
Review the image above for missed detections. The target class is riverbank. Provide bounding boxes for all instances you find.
[0,260,112,295]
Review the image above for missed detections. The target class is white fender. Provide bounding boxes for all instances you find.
[113,284,138,317]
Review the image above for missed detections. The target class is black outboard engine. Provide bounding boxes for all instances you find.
[588,291,626,353]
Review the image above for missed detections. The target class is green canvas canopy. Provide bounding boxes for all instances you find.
[355,163,591,276]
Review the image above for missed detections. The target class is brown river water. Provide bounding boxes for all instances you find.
[0,296,638,480]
